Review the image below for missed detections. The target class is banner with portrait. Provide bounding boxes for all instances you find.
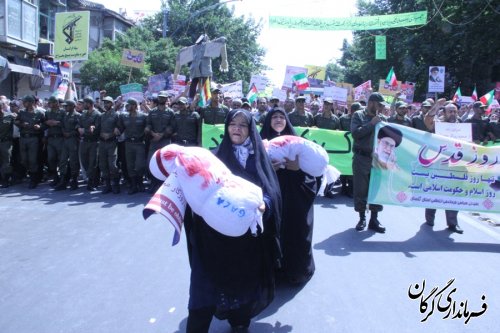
[368,123,500,213]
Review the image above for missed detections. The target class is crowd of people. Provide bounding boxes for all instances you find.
[1,85,499,332]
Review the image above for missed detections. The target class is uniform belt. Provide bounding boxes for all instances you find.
[21,133,38,138]
[100,137,116,142]
[82,137,98,142]
[48,134,63,138]
[354,149,372,157]
[0,137,12,142]
[126,137,144,142]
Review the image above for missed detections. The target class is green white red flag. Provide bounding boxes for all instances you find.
[246,83,258,103]
[292,72,310,90]
[385,67,398,87]
[452,86,461,102]
[479,89,495,106]
[471,86,478,101]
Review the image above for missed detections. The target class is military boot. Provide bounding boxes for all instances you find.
[128,177,138,195]
[69,175,79,190]
[111,178,121,194]
[54,177,67,191]
[136,176,145,192]
[101,178,112,194]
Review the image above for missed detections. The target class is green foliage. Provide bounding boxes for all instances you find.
[336,0,500,101]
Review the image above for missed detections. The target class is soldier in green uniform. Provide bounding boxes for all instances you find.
[55,100,81,191]
[198,87,229,125]
[14,95,45,188]
[98,96,121,194]
[118,98,148,195]
[314,97,340,130]
[288,95,314,127]
[351,93,387,233]
[0,101,16,188]
[388,101,412,127]
[43,96,65,186]
[145,91,176,193]
[172,97,201,146]
[78,97,101,191]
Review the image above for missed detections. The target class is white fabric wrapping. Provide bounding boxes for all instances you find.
[263,135,331,177]
[148,144,264,237]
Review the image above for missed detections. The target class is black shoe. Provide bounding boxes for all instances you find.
[368,219,386,233]
[28,180,38,189]
[448,225,464,234]
[70,179,78,190]
[86,184,96,191]
[54,182,67,191]
[425,220,434,226]
[355,219,366,231]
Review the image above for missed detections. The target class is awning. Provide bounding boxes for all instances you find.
[8,63,41,76]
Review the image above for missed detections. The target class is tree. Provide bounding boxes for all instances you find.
[337,0,500,100]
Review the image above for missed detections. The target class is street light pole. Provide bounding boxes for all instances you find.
[162,1,169,38]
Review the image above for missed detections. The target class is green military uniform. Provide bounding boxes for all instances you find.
[388,115,412,127]
[288,110,314,127]
[98,107,120,192]
[0,111,15,187]
[119,105,147,194]
[199,104,229,125]
[44,103,65,184]
[57,104,81,190]
[145,105,176,160]
[15,104,45,187]
[173,110,201,146]
[314,113,340,130]
[339,114,352,131]
[351,109,384,213]
[79,107,101,189]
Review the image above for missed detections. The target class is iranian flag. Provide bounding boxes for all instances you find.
[385,67,398,87]
[246,83,258,104]
[292,72,310,90]
[452,86,461,102]
[471,86,478,101]
[479,89,495,106]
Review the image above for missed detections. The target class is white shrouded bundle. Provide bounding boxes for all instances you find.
[262,135,334,177]
[149,144,264,237]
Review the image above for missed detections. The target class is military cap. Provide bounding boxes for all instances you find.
[473,101,487,108]
[395,101,408,109]
[177,97,188,104]
[158,91,169,98]
[102,96,114,103]
[126,98,138,106]
[62,99,76,107]
[351,102,362,112]
[295,95,306,102]
[83,96,94,104]
[47,96,58,103]
[368,92,389,106]
[22,95,36,103]
[323,97,334,104]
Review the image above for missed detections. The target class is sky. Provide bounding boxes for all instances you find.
[95,0,358,86]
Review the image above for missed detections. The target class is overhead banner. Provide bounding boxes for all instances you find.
[375,35,386,60]
[202,125,354,175]
[54,11,90,62]
[121,49,146,69]
[269,11,427,31]
[368,123,500,213]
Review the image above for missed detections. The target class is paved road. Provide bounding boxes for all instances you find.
[1,182,499,333]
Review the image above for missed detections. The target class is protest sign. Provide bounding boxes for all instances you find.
[305,65,326,81]
[249,75,271,92]
[368,123,500,213]
[435,122,472,142]
[400,82,415,103]
[272,88,288,102]
[334,82,354,104]
[120,83,144,103]
[148,73,168,94]
[378,79,401,96]
[220,80,243,98]
[54,11,90,62]
[375,36,386,60]
[282,66,308,90]
[269,11,428,30]
[324,86,348,103]
[354,80,372,102]
[304,78,325,96]
[121,49,146,69]
[428,66,445,93]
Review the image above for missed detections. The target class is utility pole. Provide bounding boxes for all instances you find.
[162,1,169,38]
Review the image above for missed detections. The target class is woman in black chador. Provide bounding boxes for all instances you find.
[261,107,316,285]
[185,109,282,333]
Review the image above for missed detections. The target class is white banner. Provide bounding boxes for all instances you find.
[221,80,243,98]
[435,122,472,142]
[324,86,348,102]
[282,65,307,90]
[250,75,271,92]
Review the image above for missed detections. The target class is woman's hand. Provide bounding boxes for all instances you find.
[258,203,265,213]
[284,156,300,171]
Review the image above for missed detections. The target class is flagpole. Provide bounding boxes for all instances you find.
[128,68,132,84]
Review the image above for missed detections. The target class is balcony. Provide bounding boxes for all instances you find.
[0,0,38,51]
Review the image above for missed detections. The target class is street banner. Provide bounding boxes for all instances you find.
[269,11,428,31]
[202,124,354,175]
[324,86,348,103]
[220,80,243,98]
[305,65,326,81]
[120,83,144,103]
[54,11,90,62]
[250,74,271,92]
[428,66,445,93]
[121,49,146,69]
[354,80,372,102]
[400,81,416,103]
[368,123,500,213]
[435,122,472,142]
[375,36,386,60]
[282,66,308,90]
[378,79,401,96]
